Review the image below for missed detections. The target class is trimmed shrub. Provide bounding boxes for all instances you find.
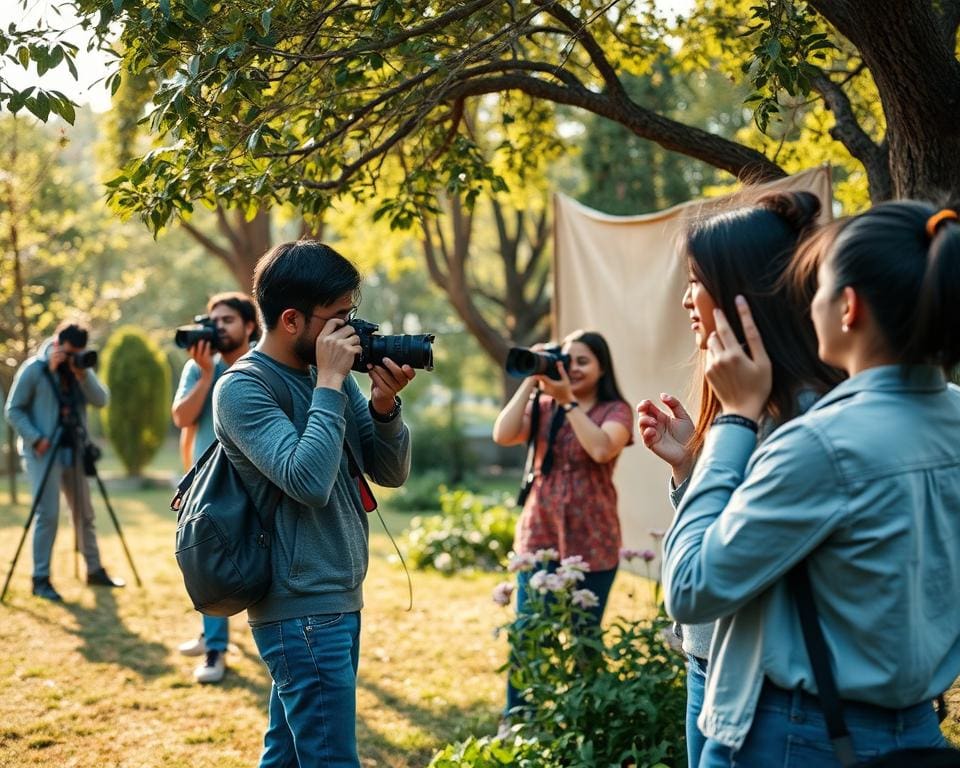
[101,326,170,475]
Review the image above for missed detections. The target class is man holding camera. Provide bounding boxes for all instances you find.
[172,291,258,684]
[215,241,414,767]
[3,321,123,602]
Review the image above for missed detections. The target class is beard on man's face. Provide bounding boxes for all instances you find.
[293,328,317,367]
[217,333,244,354]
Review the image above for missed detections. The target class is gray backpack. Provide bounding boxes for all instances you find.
[171,358,292,617]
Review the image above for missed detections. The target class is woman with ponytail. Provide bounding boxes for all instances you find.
[662,201,960,766]
[637,190,841,766]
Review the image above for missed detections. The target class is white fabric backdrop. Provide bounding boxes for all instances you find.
[552,167,833,555]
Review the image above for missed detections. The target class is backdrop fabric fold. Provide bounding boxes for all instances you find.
[552,166,833,555]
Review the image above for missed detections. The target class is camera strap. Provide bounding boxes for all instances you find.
[343,440,377,513]
[517,391,565,506]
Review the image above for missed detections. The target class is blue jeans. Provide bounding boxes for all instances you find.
[505,562,617,716]
[203,615,228,653]
[686,654,708,768]
[251,612,361,768]
[698,680,947,767]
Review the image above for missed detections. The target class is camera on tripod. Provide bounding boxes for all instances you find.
[505,345,571,381]
[57,325,98,369]
[174,315,221,351]
[349,319,435,372]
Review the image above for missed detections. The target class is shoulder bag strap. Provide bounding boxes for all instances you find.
[787,562,858,767]
[216,356,296,530]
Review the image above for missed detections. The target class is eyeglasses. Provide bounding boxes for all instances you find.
[308,305,358,324]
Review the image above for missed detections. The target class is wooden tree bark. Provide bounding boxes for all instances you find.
[180,208,272,290]
[421,196,552,400]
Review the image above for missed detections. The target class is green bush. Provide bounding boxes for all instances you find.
[401,489,518,574]
[388,468,450,512]
[432,554,686,768]
[430,735,546,767]
[410,414,477,483]
[101,326,170,476]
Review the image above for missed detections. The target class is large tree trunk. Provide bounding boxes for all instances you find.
[812,0,960,201]
[181,208,272,290]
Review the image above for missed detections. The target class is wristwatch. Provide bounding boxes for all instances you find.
[370,396,402,423]
[561,401,580,413]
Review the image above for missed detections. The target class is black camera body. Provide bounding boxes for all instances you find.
[174,315,221,351]
[349,318,435,372]
[505,345,571,381]
[57,325,98,369]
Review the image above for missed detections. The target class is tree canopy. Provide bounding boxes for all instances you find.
[7,0,958,233]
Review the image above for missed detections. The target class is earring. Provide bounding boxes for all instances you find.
[841,323,850,333]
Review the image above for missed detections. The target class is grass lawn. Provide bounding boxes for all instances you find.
[0,440,657,768]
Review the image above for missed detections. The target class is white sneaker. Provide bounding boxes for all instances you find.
[178,634,207,657]
[194,650,226,684]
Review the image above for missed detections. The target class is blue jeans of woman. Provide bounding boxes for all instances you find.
[686,653,708,768]
[698,680,947,768]
[251,612,362,768]
[505,562,617,716]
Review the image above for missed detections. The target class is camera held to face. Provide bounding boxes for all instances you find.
[349,319,435,372]
[57,325,98,369]
[174,315,222,351]
[505,345,571,381]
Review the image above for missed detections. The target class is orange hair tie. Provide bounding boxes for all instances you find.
[925,209,958,239]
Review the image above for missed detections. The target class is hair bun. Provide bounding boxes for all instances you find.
[757,191,821,235]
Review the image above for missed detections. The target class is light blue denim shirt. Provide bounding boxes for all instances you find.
[663,365,960,750]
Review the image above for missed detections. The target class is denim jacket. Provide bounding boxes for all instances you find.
[663,366,960,749]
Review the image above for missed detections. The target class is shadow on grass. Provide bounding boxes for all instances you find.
[357,676,497,757]
[57,587,176,677]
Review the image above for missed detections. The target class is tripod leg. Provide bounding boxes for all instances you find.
[1,433,62,603]
[90,471,142,588]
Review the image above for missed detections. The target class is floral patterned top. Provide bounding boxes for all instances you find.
[515,396,634,571]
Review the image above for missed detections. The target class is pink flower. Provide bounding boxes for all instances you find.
[529,570,550,593]
[507,552,537,573]
[571,589,600,609]
[619,548,644,562]
[533,548,560,563]
[560,555,590,572]
[492,581,515,607]
[641,549,656,563]
[556,566,586,585]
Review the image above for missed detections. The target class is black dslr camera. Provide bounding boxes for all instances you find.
[349,319,435,372]
[57,325,98,369]
[174,315,220,351]
[505,345,570,381]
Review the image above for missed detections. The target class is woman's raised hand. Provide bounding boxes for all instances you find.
[637,394,694,471]
[705,296,772,422]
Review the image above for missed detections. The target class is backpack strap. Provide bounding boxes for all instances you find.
[170,354,295,518]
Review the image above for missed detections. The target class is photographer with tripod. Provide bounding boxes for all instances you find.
[171,291,258,684]
[3,321,125,602]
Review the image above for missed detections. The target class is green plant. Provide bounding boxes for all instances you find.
[101,326,170,476]
[435,552,686,768]
[429,735,549,768]
[388,469,449,512]
[401,489,517,574]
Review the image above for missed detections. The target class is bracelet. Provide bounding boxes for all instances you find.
[561,401,579,413]
[369,397,402,423]
[712,414,758,433]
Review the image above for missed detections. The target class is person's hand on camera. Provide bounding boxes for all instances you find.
[47,343,67,374]
[705,296,771,422]
[315,319,361,390]
[34,437,51,458]
[189,339,215,376]
[534,361,575,406]
[369,358,416,416]
[637,394,694,476]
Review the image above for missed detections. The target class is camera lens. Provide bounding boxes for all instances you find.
[370,334,435,371]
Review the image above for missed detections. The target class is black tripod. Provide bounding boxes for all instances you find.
[1,378,142,603]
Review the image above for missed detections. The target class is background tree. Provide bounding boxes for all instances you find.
[101,326,170,477]
[6,0,944,233]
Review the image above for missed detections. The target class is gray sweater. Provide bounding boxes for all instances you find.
[214,351,411,624]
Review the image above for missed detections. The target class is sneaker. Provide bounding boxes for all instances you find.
[31,577,63,602]
[86,568,125,588]
[194,650,226,684]
[178,634,207,657]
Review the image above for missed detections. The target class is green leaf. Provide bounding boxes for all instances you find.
[17,46,29,69]
[260,9,272,35]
